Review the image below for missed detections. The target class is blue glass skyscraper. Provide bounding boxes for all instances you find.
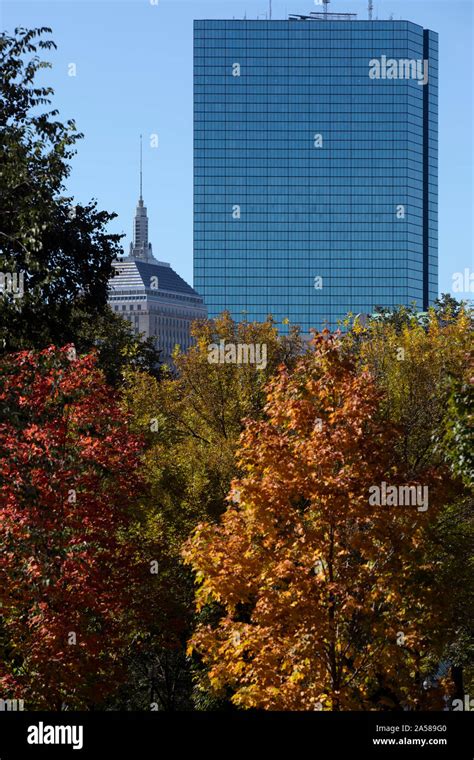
[194,16,438,332]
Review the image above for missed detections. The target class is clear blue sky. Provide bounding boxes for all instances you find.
[2,0,473,296]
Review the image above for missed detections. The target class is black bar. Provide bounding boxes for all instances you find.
[0,710,472,759]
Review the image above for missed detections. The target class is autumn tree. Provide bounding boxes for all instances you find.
[346,308,471,477]
[183,331,454,711]
[115,314,303,709]
[346,307,473,700]
[0,346,148,709]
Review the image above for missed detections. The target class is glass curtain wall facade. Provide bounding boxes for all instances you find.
[194,19,438,332]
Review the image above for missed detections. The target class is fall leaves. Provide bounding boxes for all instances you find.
[183,322,472,710]
[0,310,472,710]
[0,346,145,708]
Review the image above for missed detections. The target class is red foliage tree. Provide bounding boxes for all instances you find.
[0,346,145,708]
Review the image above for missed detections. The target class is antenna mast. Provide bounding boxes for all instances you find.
[269,0,272,19]
[368,0,373,20]
[139,134,143,201]
[323,0,330,19]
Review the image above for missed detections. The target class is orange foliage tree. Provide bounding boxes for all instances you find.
[183,332,450,710]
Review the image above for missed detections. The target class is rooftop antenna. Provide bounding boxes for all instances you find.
[139,134,143,201]
[269,0,272,20]
[368,0,373,20]
[323,0,330,19]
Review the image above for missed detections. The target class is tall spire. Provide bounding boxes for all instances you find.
[129,135,155,262]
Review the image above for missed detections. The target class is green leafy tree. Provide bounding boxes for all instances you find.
[75,307,161,387]
[434,293,470,322]
[0,27,160,379]
[442,368,473,488]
